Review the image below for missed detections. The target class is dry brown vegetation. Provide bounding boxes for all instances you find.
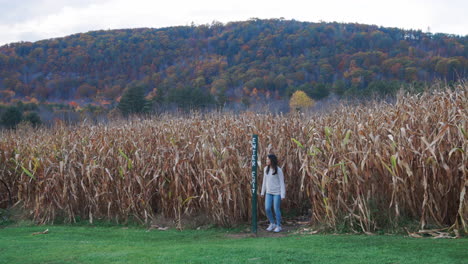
[0,84,466,233]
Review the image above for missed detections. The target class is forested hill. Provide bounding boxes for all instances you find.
[0,18,467,107]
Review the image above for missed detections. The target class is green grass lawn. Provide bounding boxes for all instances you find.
[0,225,466,264]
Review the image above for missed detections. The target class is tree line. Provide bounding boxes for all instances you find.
[0,18,466,111]
[0,102,41,128]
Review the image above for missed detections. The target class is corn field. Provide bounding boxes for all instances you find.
[0,84,467,233]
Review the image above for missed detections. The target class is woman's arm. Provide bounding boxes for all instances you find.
[261,167,266,196]
[279,168,286,199]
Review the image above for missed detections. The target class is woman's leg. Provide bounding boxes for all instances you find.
[273,194,282,227]
[265,194,275,224]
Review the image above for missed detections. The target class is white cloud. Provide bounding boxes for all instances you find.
[0,0,103,23]
[0,0,466,46]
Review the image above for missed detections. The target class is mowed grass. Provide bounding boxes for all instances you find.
[0,225,466,264]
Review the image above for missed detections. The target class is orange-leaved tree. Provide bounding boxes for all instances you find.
[289,90,315,111]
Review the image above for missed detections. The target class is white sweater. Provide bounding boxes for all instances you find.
[261,166,286,199]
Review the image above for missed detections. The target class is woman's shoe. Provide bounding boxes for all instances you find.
[273,226,282,233]
[266,223,277,231]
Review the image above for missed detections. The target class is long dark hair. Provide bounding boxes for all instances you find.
[267,154,278,175]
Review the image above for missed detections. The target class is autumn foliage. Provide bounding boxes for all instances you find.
[289,90,315,111]
[0,19,466,107]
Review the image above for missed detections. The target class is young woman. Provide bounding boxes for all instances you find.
[260,154,286,232]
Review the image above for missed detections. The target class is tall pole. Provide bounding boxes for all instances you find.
[251,134,258,234]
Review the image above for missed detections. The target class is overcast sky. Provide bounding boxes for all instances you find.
[0,0,467,46]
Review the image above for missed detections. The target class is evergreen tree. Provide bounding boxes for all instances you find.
[310,83,330,100]
[24,112,41,127]
[117,84,151,116]
[332,80,347,96]
[167,87,215,109]
[1,106,23,128]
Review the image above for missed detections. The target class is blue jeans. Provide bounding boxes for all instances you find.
[265,193,281,226]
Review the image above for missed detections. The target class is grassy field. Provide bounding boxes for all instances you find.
[0,225,466,264]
